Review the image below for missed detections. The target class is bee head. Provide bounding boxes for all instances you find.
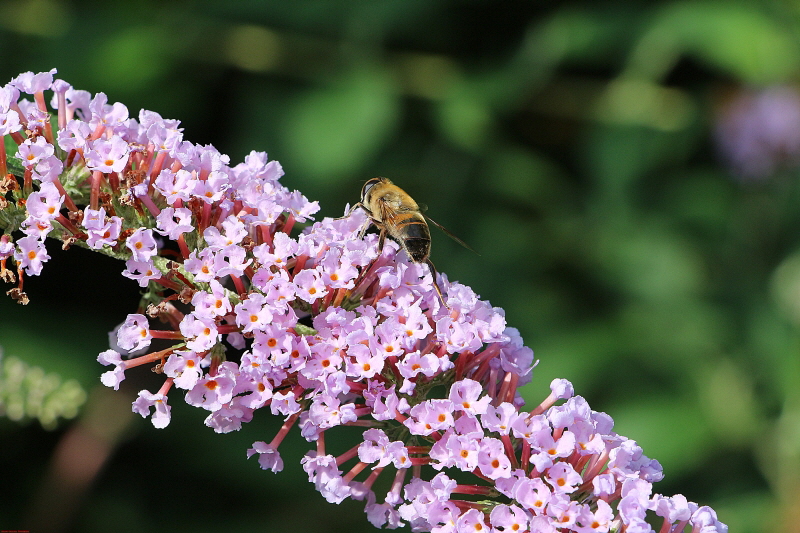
[361,177,391,202]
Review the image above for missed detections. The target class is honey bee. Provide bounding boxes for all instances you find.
[346,177,473,305]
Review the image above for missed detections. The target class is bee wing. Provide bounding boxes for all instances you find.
[423,214,479,255]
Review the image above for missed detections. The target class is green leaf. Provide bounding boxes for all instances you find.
[612,394,713,475]
[654,2,800,84]
[284,67,399,179]
[4,136,23,179]
[293,323,317,336]
[0,353,87,430]
[436,83,493,152]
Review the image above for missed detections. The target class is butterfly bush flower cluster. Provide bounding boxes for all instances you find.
[0,69,726,533]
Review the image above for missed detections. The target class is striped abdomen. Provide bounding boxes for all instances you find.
[390,211,430,263]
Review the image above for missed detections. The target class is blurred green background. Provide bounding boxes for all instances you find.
[2,0,800,531]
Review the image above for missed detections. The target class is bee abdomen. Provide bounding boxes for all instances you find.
[401,219,430,240]
[404,238,430,263]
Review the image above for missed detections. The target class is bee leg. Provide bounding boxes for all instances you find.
[336,202,364,220]
[357,217,373,239]
[337,203,374,238]
[353,228,387,289]
[377,229,387,254]
[425,259,449,309]
[349,229,386,302]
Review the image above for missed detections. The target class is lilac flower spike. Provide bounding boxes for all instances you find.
[0,69,727,533]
